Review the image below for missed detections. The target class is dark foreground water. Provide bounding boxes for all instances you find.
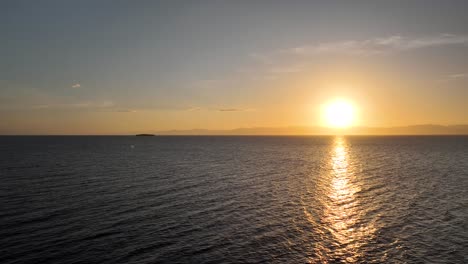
[1,136,467,263]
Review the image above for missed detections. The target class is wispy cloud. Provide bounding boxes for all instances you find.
[438,72,468,82]
[251,34,468,63]
[115,109,137,113]
[71,83,81,88]
[447,73,467,79]
[181,107,253,112]
[218,108,242,112]
[217,108,254,112]
[247,34,468,79]
[186,107,202,111]
[436,72,468,82]
[284,34,468,56]
[33,100,114,110]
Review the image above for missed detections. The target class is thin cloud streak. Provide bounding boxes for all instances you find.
[285,34,468,56]
[33,100,114,110]
[252,34,468,62]
[247,34,468,79]
[218,108,242,112]
[114,109,137,113]
[181,107,254,112]
[186,107,202,111]
[437,72,468,82]
[217,108,254,112]
[448,73,467,79]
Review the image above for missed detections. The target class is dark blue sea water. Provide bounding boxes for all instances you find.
[1,136,467,263]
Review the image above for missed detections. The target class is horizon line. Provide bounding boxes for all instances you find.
[2,124,468,136]
[2,134,468,136]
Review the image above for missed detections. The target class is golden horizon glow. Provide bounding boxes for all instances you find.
[323,99,356,128]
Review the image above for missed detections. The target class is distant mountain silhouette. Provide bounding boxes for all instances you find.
[156,125,468,135]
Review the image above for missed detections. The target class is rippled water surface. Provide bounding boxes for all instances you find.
[1,136,467,263]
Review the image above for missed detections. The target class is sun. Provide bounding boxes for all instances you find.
[323,99,356,128]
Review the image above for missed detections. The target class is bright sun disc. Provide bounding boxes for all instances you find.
[324,100,355,128]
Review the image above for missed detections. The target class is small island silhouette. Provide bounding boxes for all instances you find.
[135,134,155,136]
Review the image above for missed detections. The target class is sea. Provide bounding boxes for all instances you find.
[1,136,467,263]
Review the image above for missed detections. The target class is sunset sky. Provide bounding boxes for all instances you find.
[1,1,468,134]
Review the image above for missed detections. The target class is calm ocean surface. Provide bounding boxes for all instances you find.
[1,136,467,263]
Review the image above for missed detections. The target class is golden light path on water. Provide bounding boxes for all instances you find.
[306,137,377,263]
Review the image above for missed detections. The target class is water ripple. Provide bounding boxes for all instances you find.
[1,136,467,263]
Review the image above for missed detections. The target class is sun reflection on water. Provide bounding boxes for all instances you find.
[307,137,376,263]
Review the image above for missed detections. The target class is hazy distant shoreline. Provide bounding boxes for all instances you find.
[155,125,468,136]
[2,125,468,136]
